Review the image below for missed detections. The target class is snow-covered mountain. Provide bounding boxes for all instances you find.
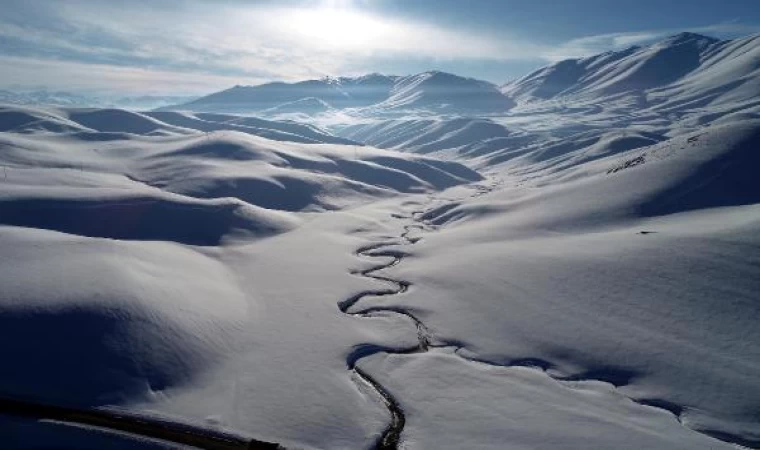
[108,95,201,110]
[263,96,334,115]
[2,32,760,450]
[168,71,513,115]
[336,33,759,169]
[174,74,398,113]
[501,32,760,109]
[364,71,514,114]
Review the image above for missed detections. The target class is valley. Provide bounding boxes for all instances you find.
[1,31,758,450]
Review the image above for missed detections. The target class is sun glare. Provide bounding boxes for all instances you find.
[282,7,395,51]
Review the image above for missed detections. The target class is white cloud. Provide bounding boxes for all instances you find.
[541,32,659,61]
[3,1,756,94]
[0,1,546,94]
[0,55,261,95]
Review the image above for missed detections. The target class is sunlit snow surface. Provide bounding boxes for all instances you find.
[2,32,760,450]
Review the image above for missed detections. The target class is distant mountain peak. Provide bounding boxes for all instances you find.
[350,72,394,81]
[421,70,465,80]
[168,70,512,114]
[665,31,717,42]
[657,31,720,48]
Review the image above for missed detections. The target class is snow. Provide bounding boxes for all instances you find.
[338,118,513,155]
[360,350,735,450]
[363,71,514,114]
[0,226,249,406]
[1,31,759,450]
[354,119,760,447]
[501,32,738,104]
[0,105,480,449]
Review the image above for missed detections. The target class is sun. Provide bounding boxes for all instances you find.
[281,6,394,51]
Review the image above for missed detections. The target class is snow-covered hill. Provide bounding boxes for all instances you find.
[338,117,513,155]
[144,111,357,144]
[0,105,357,144]
[0,105,480,214]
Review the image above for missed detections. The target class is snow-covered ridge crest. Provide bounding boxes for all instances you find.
[167,70,515,115]
[501,32,760,106]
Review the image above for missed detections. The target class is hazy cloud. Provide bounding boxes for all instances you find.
[0,0,545,94]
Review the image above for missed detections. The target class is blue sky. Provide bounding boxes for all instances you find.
[0,0,758,95]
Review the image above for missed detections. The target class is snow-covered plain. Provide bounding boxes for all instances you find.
[1,32,759,450]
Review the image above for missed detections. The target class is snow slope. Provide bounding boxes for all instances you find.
[360,120,760,448]
[0,108,481,216]
[362,71,514,114]
[0,105,356,144]
[338,117,513,156]
[263,97,333,115]
[0,105,484,449]
[0,105,96,134]
[501,32,760,111]
[144,111,357,145]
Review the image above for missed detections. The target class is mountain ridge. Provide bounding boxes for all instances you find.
[165,70,514,115]
[162,32,758,116]
[501,32,759,105]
